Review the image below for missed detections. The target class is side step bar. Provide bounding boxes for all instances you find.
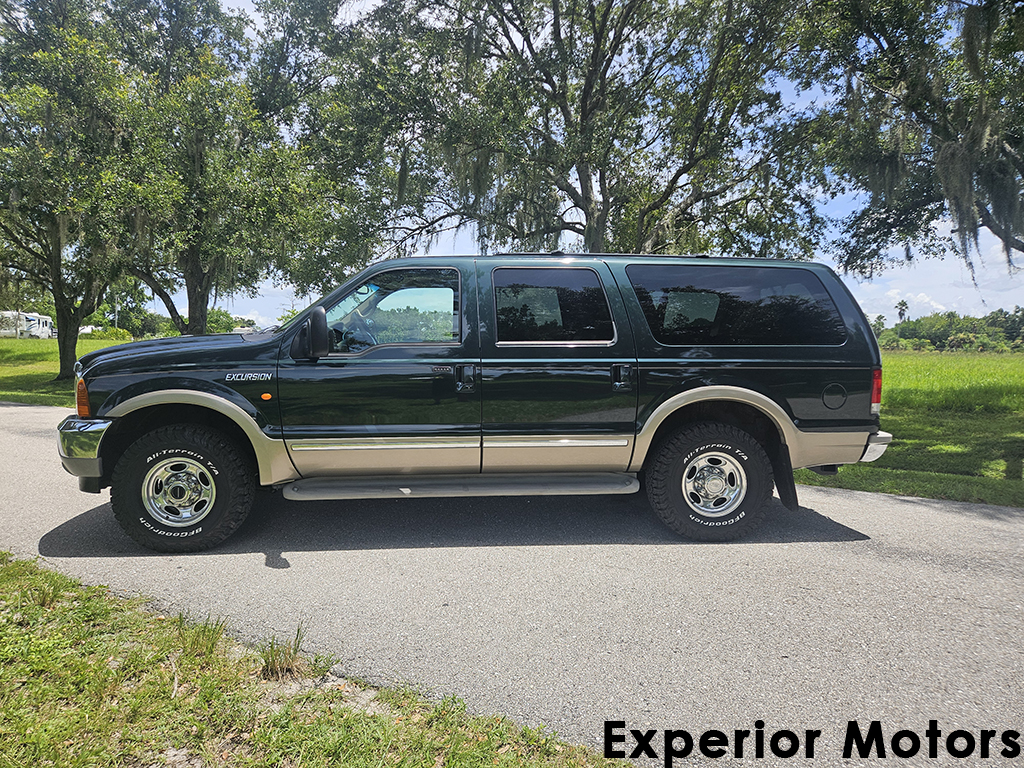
[282,472,640,501]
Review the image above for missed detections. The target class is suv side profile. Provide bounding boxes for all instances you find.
[58,254,890,552]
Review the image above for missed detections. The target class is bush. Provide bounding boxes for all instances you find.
[946,332,1009,353]
[906,337,935,351]
[80,327,133,342]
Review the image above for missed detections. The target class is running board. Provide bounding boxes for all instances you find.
[282,472,640,501]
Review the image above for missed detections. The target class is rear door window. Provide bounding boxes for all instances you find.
[493,267,615,343]
[626,265,847,345]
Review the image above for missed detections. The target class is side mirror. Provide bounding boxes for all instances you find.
[289,306,330,360]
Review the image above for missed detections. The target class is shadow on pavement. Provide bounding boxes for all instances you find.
[39,491,869,566]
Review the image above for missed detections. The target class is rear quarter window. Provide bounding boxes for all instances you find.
[626,265,847,346]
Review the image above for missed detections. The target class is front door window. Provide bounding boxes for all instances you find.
[327,268,460,354]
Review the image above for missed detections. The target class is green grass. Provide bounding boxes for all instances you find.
[882,351,1024,413]
[795,351,1024,507]
[0,553,620,768]
[0,338,120,407]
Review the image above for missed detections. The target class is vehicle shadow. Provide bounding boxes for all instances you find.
[38,492,869,567]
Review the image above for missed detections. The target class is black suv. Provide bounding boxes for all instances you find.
[58,254,890,551]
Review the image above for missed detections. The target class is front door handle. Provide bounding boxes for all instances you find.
[456,364,476,393]
[612,364,632,392]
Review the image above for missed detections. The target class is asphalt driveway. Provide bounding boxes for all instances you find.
[3,402,1022,764]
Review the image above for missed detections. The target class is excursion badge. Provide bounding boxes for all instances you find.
[225,372,273,382]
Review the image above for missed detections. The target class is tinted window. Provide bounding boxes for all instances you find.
[494,267,614,342]
[626,265,847,345]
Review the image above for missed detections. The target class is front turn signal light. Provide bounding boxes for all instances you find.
[76,377,91,418]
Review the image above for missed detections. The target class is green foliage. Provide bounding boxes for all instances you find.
[880,307,1024,352]
[0,555,621,767]
[0,274,55,317]
[0,9,146,377]
[176,613,227,661]
[870,314,886,338]
[205,308,238,334]
[80,327,133,341]
[277,307,300,324]
[0,0,336,338]
[0,338,117,403]
[809,0,1024,273]
[312,0,824,259]
[258,624,307,681]
[374,306,455,344]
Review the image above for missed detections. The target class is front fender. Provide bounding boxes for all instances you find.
[104,389,296,485]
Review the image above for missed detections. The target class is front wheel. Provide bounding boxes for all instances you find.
[646,423,773,541]
[111,425,255,552]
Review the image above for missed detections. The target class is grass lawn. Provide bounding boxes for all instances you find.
[0,553,617,768]
[794,351,1024,507]
[0,338,119,407]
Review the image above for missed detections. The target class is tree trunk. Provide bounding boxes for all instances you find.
[185,274,211,336]
[54,305,81,381]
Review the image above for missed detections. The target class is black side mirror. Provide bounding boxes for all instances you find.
[289,306,330,360]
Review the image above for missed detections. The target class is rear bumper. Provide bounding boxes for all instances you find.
[57,416,113,480]
[860,431,892,462]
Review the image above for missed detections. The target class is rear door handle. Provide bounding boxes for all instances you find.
[456,364,476,393]
[612,364,632,392]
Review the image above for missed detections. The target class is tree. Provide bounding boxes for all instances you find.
[311,0,824,259]
[807,0,1024,275]
[105,0,321,334]
[870,314,886,337]
[896,300,909,323]
[0,3,157,377]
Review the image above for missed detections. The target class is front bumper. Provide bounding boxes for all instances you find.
[860,430,892,462]
[57,416,113,483]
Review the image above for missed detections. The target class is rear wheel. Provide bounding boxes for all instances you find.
[111,425,255,552]
[646,422,773,541]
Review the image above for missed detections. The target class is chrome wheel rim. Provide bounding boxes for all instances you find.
[682,451,746,517]
[142,457,217,527]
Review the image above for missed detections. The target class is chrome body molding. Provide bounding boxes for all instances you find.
[286,435,480,476]
[860,430,892,462]
[482,434,633,473]
[484,437,629,448]
[628,386,873,472]
[289,436,480,452]
[106,390,299,486]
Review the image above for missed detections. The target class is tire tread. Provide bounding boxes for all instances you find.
[111,424,255,553]
[646,422,773,541]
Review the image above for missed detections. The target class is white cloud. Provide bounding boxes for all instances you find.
[833,243,1023,320]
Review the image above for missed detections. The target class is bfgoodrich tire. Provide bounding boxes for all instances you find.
[111,425,255,553]
[646,422,773,541]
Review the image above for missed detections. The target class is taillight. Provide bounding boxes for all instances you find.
[871,368,882,415]
[76,377,91,418]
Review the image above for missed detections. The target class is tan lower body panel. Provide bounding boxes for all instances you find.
[787,430,872,469]
[482,435,634,473]
[286,436,480,476]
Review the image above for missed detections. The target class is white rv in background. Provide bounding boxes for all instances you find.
[0,311,56,338]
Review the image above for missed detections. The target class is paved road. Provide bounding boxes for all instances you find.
[3,402,1023,764]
